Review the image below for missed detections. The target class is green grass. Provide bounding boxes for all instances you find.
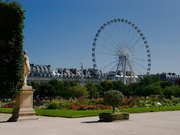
[0,108,13,113]
[119,105,180,113]
[35,109,111,118]
[0,106,180,118]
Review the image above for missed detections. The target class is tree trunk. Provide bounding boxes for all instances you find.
[113,106,115,113]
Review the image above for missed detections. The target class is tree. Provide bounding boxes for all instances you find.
[160,81,173,88]
[140,76,160,86]
[112,81,129,95]
[86,83,99,99]
[48,79,62,97]
[128,82,139,96]
[0,1,24,99]
[163,85,180,98]
[62,81,78,98]
[38,82,55,101]
[99,80,113,96]
[68,85,88,99]
[142,84,162,97]
[104,90,124,113]
[29,81,40,99]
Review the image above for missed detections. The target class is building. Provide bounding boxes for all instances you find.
[28,64,103,84]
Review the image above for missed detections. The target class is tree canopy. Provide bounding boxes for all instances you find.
[0,1,24,99]
[104,90,124,113]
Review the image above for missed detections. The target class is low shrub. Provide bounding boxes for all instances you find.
[99,112,129,122]
[47,100,59,109]
[47,99,70,109]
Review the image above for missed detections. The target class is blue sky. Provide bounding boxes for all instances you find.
[16,0,180,74]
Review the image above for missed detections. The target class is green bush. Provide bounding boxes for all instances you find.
[171,96,180,104]
[47,100,59,109]
[47,99,70,109]
[99,112,129,122]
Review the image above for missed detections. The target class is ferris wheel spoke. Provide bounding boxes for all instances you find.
[125,25,133,46]
[102,27,120,48]
[130,43,145,54]
[129,60,143,75]
[129,36,141,51]
[132,60,147,71]
[129,30,138,45]
[131,63,143,75]
[99,34,120,52]
[97,51,118,57]
[102,58,119,70]
[98,41,117,54]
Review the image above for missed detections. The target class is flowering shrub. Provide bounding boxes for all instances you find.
[46,98,112,110]
[88,98,104,105]
[69,104,112,110]
[1,102,15,108]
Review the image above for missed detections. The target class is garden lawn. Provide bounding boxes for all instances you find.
[0,105,180,118]
[35,109,111,118]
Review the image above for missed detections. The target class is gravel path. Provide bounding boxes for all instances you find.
[0,111,180,135]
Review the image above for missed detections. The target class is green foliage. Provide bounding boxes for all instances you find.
[170,96,180,104]
[143,84,162,97]
[163,86,177,98]
[99,112,129,122]
[39,82,55,101]
[68,85,88,99]
[104,90,124,113]
[86,83,99,99]
[0,1,24,99]
[112,81,129,95]
[140,75,160,85]
[130,76,163,97]
[28,75,180,100]
[47,99,70,109]
[160,81,173,88]
[99,80,113,96]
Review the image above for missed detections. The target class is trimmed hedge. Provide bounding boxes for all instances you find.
[99,112,129,122]
[0,1,25,99]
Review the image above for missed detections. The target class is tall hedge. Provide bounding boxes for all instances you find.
[0,1,25,99]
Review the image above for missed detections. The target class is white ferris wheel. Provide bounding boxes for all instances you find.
[92,19,151,84]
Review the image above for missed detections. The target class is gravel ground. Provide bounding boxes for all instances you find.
[0,111,180,135]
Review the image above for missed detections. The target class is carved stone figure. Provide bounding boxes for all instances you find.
[23,51,30,86]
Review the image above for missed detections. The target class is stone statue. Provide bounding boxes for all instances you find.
[23,51,30,86]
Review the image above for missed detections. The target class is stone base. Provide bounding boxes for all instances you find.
[8,86,38,122]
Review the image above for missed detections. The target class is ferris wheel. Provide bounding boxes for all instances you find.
[92,19,151,84]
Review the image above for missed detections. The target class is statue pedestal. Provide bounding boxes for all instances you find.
[8,86,38,122]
